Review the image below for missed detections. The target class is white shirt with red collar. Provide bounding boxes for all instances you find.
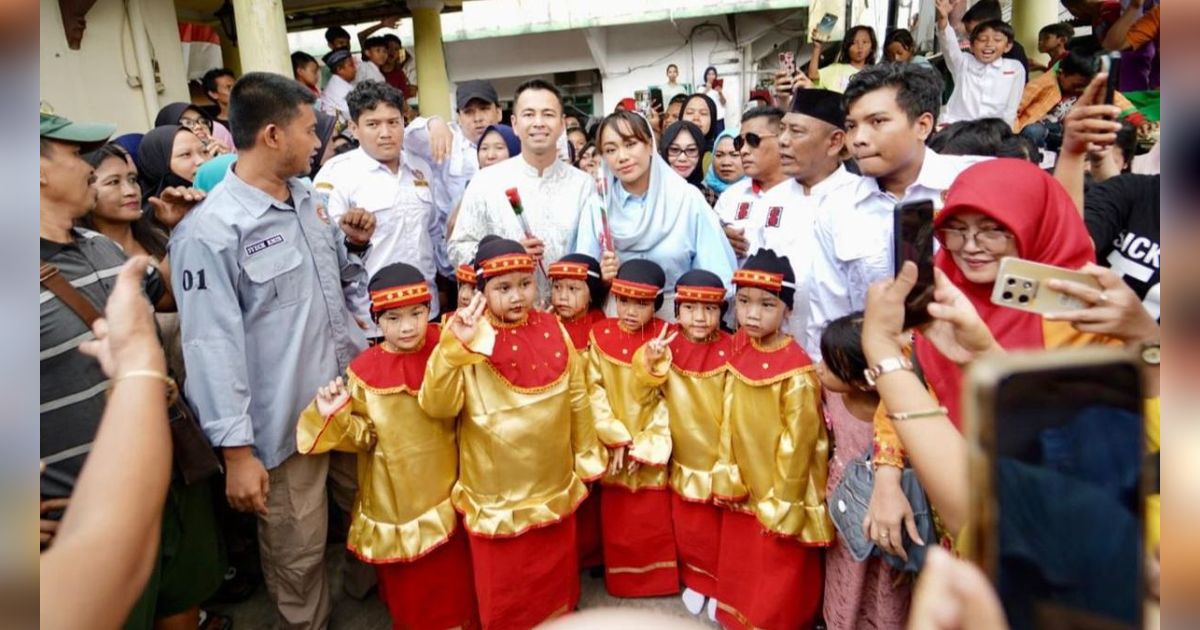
[938,24,1026,126]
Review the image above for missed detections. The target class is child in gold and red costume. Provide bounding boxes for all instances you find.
[714,249,835,630]
[418,237,607,629]
[634,268,731,618]
[587,259,679,598]
[297,262,479,630]
[548,252,610,572]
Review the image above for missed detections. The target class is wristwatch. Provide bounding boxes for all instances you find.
[864,356,914,387]
[1140,341,1160,366]
[344,237,371,255]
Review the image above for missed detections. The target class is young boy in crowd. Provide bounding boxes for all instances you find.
[320,48,357,122]
[418,237,607,629]
[1016,50,1149,149]
[550,253,610,351]
[634,269,732,619]
[442,262,476,323]
[1035,22,1074,72]
[588,259,679,598]
[714,249,834,630]
[936,0,1026,126]
[356,36,390,85]
[298,262,478,629]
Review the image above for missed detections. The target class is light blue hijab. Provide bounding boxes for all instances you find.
[704,127,744,194]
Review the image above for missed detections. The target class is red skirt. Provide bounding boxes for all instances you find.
[600,485,680,597]
[715,509,824,630]
[671,492,722,597]
[576,484,604,570]
[376,526,479,629]
[467,515,580,630]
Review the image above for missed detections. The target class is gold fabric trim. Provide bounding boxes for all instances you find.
[669,460,716,502]
[727,363,814,387]
[348,499,459,563]
[453,475,590,538]
[607,560,678,575]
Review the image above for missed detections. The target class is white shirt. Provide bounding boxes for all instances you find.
[938,24,1026,126]
[355,60,387,85]
[807,150,985,360]
[405,117,481,276]
[320,74,354,123]
[313,147,438,320]
[697,84,726,121]
[448,154,599,301]
[716,169,860,355]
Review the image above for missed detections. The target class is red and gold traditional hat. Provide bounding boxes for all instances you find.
[674,268,728,304]
[610,278,661,300]
[548,260,593,281]
[610,259,666,305]
[455,263,476,285]
[368,262,431,313]
[473,237,535,285]
[732,249,796,307]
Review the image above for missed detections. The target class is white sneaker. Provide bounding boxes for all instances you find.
[681,588,706,615]
[706,597,719,622]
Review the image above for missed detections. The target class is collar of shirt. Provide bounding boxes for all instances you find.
[803,164,859,197]
[515,154,565,180]
[224,165,313,219]
[852,147,968,204]
[345,146,410,179]
[613,180,646,208]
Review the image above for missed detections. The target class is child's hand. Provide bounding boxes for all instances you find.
[607,445,625,476]
[934,0,957,26]
[643,324,678,367]
[316,376,351,417]
[450,291,487,345]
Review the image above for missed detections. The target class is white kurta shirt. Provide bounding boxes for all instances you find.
[448,155,599,301]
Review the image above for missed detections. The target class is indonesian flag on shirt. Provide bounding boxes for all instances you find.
[179,22,224,82]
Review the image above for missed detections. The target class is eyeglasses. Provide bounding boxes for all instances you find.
[666,145,700,159]
[179,117,213,132]
[935,226,1014,251]
[733,132,778,151]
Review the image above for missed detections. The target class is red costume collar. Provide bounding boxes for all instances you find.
[348,325,440,393]
[727,329,812,384]
[483,310,571,391]
[590,317,667,366]
[669,329,732,377]
[559,308,607,351]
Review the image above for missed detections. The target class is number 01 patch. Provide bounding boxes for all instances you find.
[181,269,208,291]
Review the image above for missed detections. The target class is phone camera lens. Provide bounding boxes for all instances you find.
[1023,281,1032,289]
[1007,278,1016,286]
[1002,291,1013,300]
[1018,295,1030,304]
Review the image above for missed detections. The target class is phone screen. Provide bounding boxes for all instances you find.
[817,12,839,34]
[893,200,935,329]
[988,360,1144,629]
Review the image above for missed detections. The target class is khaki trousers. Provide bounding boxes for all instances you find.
[257,451,374,629]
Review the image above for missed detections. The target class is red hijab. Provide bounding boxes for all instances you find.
[915,159,1096,426]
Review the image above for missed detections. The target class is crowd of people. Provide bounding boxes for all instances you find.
[40,1,1161,629]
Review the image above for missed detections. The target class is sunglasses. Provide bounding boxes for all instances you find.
[733,132,778,151]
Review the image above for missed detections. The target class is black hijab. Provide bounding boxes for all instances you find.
[659,120,706,188]
[311,110,338,178]
[682,93,718,151]
[138,125,195,201]
[154,102,211,129]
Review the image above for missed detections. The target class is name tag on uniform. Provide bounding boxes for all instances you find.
[245,234,285,256]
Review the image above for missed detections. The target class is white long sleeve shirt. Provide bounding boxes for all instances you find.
[938,24,1026,126]
[405,117,481,276]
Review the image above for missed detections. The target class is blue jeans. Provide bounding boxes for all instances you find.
[1020,121,1062,149]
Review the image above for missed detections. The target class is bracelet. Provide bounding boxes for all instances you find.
[886,406,949,422]
[114,369,179,406]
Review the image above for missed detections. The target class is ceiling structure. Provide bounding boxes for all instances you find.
[173,0,466,33]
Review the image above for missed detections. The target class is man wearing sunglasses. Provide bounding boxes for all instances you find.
[714,106,795,261]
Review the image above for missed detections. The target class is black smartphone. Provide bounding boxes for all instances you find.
[1101,52,1120,106]
[966,349,1147,630]
[893,199,935,329]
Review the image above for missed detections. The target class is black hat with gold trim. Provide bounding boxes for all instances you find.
[368,262,431,315]
[733,248,795,308]
[612,259,666,311]
[473,235,535,289]
[549,253,608,309]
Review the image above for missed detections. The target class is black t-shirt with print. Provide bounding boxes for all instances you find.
[1084,173,1160,319]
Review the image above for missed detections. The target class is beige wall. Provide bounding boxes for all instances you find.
[40,0,191,135]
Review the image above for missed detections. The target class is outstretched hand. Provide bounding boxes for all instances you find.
[450,292,487,345]
[316,376,351,417]
[643,324,678,366]
[148,186,205,230]
[920,268,1002,365]
[1060,73,1123,158]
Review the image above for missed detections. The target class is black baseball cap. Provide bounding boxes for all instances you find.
[456,80,499,111]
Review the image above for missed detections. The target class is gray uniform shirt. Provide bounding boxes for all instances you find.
[169,169,368,470]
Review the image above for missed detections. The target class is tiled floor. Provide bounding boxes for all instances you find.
[208,545,719,628]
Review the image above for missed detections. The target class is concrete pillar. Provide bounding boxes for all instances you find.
[409,0,452,119]
[1011,0,1058,69]
[232,0,291,76]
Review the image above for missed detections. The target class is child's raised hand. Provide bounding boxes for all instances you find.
[316,376,350,417]
[644,324,678,366]
[450,291,487,345]
[600,250,619,284]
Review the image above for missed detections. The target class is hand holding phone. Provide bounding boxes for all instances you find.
[893,200,936,329]
[778,51,796,77]
[1100,52,1121,107]
[990,258,1101,314]
[813,12,839,43]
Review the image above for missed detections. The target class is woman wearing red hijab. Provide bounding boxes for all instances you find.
[914,158,1107,425]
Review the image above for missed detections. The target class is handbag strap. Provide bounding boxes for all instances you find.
[40,260,102,327]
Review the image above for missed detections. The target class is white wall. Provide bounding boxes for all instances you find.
[41,0,191,135]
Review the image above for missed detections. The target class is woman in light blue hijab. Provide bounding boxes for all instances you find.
[703,127,745,201]
[573,111,736,319]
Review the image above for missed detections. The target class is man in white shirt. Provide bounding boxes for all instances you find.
[809,64,985,356]
[449,79,599,301]
[314,81,437,323]
[936,0,1025,126]
[405,80,502,287]
[320,48,356,123]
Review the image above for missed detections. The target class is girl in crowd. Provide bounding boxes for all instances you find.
[816,314,913,629]
[137,125,209,220]
[883,28,930,65]
[573,111,736,319]
[154,102,233,157]
[574,140,599,176]
[476,123,520,170]
[664,93,688,129]
[696,66,727,127]
[703,127,746,204]
[660,120,719,205]
[807,25,879,93]
[681,93,720,157]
